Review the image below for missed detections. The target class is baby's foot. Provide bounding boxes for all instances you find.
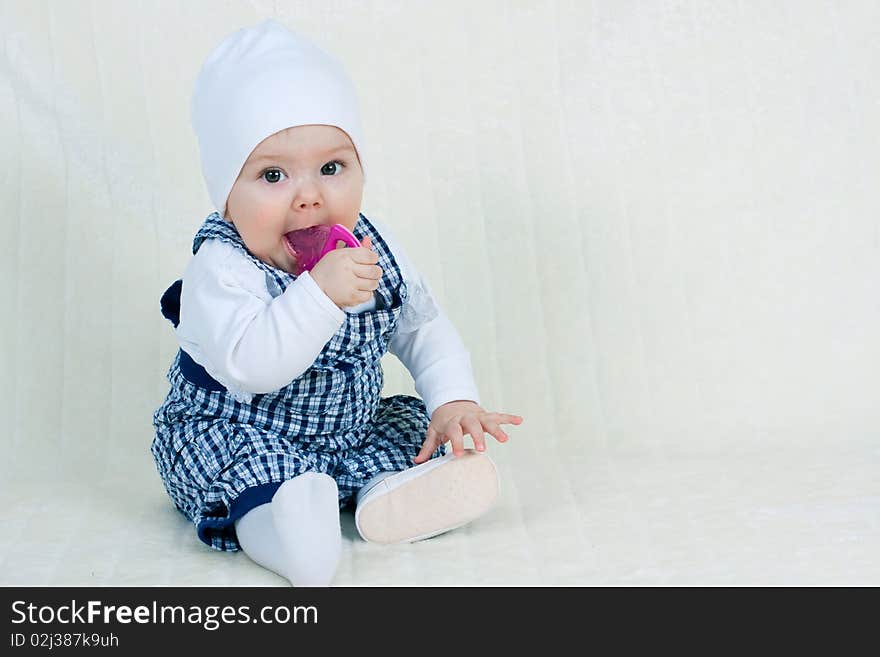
[354,449,499,544]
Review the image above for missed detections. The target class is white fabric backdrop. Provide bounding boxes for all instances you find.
[1,0,877,585]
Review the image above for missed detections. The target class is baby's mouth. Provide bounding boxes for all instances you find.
[283,225,333,275]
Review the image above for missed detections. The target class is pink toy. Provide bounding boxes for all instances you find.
[284,223,361,275]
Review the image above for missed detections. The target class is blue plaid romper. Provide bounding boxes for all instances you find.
[151,212,444,552]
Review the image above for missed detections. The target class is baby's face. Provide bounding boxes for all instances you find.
[223,124,364,274]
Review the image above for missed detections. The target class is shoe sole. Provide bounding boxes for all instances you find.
[355,449,499,545]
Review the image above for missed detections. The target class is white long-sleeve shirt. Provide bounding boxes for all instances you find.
[175,218,480,417]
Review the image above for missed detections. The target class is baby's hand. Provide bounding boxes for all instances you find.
[310,235,383,308]
[413,400,523,464]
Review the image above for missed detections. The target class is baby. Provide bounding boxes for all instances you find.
[151,19,522,586]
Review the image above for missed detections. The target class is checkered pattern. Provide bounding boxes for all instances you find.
[151,212,444,552]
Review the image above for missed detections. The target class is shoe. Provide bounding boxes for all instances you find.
[355,449,499,545]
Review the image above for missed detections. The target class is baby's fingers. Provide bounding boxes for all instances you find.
[461,415,487,453]
[483,412,524,426]
[351,236,379,264]
[414,426,441,464]
[481,418,510,444]
[446,421,466,458]
[480,413,523,443]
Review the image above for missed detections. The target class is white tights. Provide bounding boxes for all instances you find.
[233,471,394,586]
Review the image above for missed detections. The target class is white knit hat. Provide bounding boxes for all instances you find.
[191,18,366,216]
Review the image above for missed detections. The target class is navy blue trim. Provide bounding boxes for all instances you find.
[179,349,226,392]
[159,278,227,392]
[160,280,183,327]
[196,482,284,547]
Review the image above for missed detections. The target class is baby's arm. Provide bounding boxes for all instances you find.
[388,311,480,418]
[375,221,480,417]
[177,240,345,394]
[389,304,522,462]
[378,221,523,460]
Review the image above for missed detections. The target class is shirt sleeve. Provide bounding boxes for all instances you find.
[389,310,481,418]
[375,220,482,417]
[176,239,346,396]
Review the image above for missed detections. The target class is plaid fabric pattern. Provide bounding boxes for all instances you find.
[151,212,444,552]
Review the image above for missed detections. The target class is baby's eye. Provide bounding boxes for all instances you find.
[262,168,287,184]
[321,160,346,176]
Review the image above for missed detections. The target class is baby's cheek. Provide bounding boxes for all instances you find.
[338,215,359,233]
